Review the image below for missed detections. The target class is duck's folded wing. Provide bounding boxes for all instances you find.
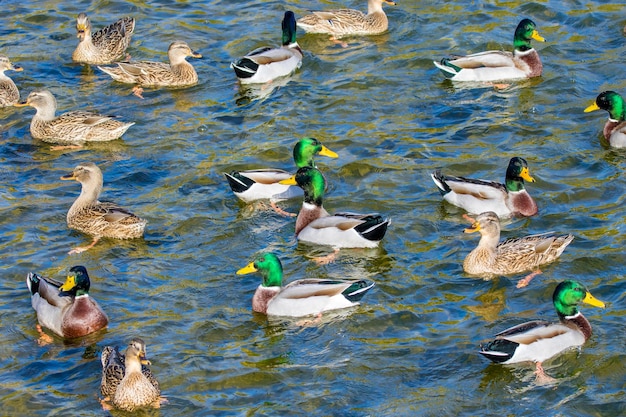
[495,320,571,345]
[280,279,354,299]
[235,169,292,184]
[27,273,72,308]
[246,48,296,65]
[442,176,507,199]
[448,50,515,68]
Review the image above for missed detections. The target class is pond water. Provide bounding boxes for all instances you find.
[0,0,625,416]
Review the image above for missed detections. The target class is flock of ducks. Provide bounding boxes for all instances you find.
[1,0,616,411]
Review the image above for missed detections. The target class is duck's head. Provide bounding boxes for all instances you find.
[75,13,91,41]
[237,252,283,288]
[279,166,325,206]
[553,280,605,318]
[584,91,626,122]
[281,11,298,46]
[514,19,545,52]
[293,137,338,168]
[59,265,91,296]
[128,338,151,365]
[464,211,500,236]
[505,157,535,192]
[167,41,202,63]
[60,162,104,191]
[0,55,22,73]
[124,343,151,371]
[14,89,56,111]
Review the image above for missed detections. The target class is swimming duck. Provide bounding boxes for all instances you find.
[480,280,605,383]
[101,338,160,401]
[297,0,397,39]
[101,340,162,411]
[431,157,537,218]
[280,166,389,262]
[433,18,545,82]
[60,162,147,254]
[231,11,303,84]
[463,211,574,288]
[237,252,375,317]
[584,91,626,148]
[72,13,135,65]
[225,137,338,214]
[14,89,134,146]
[0,55,22,107]
[98,40,201,98]
[26,266,108,339]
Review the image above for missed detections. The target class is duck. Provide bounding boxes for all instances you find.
[584,91,626,148]
[296,0,397,39]
[433,18,545,82]
[225,137,338,215]
[0,55,22,107]
[71,13,135,65]
[237,252,375,317]
[100,340,162,411]
[60,162,147,254]
[100,338,160,402]
[26,265,108,339]
[279,166,389,262]
[14,89,134,146]
[231,11,303,84]
[479,280,605,383]
[431,156,538,218]
[98,40,201,98]
[463,211,574,288]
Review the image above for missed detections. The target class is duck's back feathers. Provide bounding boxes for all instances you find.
[296,0,396,37]
[72,14,135,64]
[69,200,146,240]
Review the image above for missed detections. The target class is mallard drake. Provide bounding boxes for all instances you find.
[0,55,22,107]
[100,340,162,411]
[237,252,375,317]
[584,91,626,148]
[463,211,574,288]
[433,18,545,82]
[431,157,538,218]
[479,280,605,382]
[101,338,160,403]
[26,265,108,339]
[72,13,135,65]
[231,11,303,84]
[225,137,338,214]
[60,162,147,254]
[14,89,134,145]
[98,40,201,98]
[279,166,389,261]
[297,0,397,39]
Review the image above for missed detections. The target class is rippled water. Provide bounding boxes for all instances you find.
[1,0,625,416]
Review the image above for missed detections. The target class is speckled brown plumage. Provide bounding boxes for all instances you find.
[72,13,135,64]
[15,90,134,144]
[60,162,146,254]
[297,0,396,38]
[102,342,161,411]
[0,55,22,107]
[101,338,160,398]
[463,211,573,277]
[98,40,201,87]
